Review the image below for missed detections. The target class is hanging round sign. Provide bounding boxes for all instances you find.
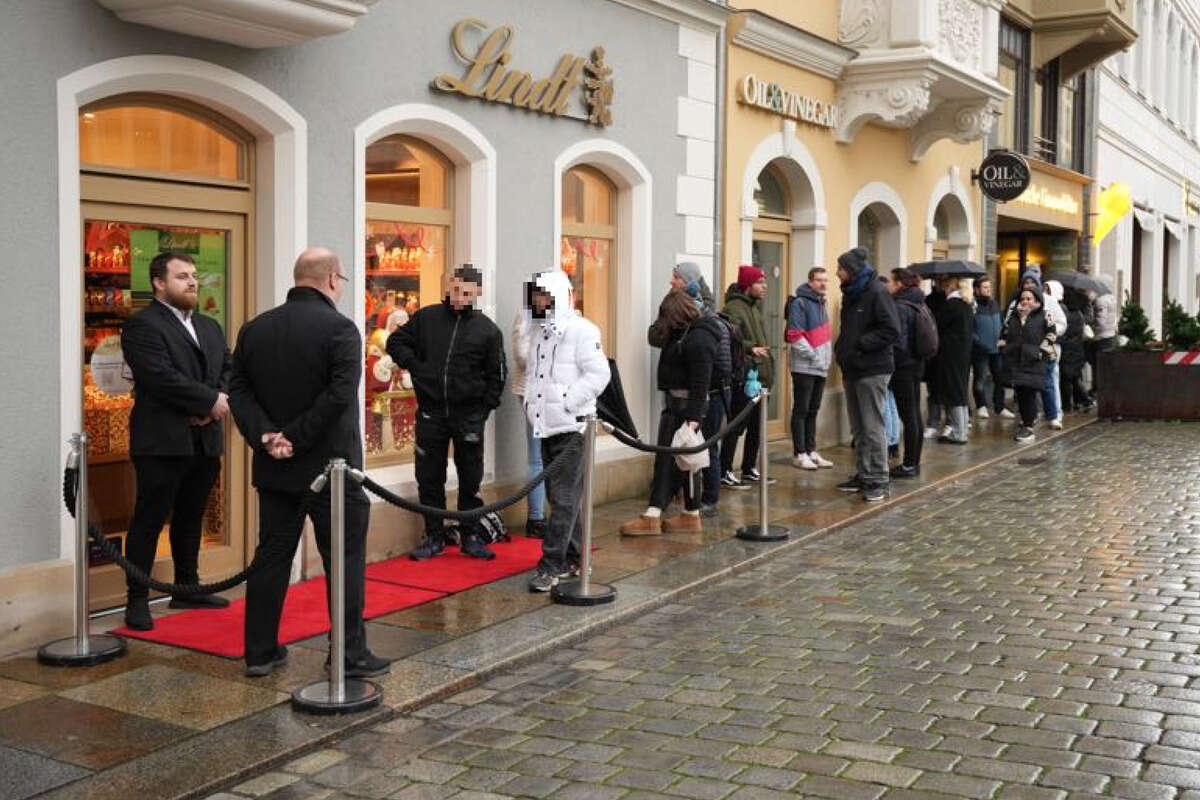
[974,150,1031,202]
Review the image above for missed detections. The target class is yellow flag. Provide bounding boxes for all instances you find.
[1093,183,1132,246]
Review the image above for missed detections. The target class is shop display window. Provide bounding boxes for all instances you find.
[364,136,453,466]
[82,219,230,563]
[561,166,616,352]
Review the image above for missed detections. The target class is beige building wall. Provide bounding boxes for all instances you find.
[729,1,839,43]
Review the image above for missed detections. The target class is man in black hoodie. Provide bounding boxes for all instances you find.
[387,264,507,560]
[833,248,900,502]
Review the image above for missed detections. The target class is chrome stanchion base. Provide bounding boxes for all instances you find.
[37,634,126,667]
[292,678,382,715]
[735,524,790,542]
[552,579,617,606]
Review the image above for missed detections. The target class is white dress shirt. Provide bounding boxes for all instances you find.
[157,298,199,345]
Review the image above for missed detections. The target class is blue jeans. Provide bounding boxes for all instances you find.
[884,390,901,447]
[525,415,546,521]
[1042,360,1060,421]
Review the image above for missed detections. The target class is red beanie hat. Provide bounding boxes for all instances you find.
[737,264,766,291]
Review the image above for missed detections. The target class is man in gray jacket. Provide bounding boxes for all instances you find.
[786,267,834,470]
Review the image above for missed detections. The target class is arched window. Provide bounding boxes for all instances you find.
[80,96,247,181]
[754,166,789,218]
[856,202,903,271]
[363,134,453,466]
[561,165,617,351]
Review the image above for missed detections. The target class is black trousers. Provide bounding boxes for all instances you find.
[649,397,701,512]
[721,389,761,475]
[971,353,1005,412]
[244,484,369,666]
[126,454,221,601]
[414,410,485,537]
[889,370,923,468]
[1087,337,1115,394]
[790,373,826,456]
[1015,386,1040,427]
[700,390,727,506]
[1060,372,1089,411]
[538,432,584,574]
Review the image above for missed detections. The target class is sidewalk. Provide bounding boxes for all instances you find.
[0,413,1096,800]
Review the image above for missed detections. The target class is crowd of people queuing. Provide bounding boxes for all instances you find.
[122,241,1113,676]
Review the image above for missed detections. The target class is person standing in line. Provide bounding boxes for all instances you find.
[922,281,948,438]
[786,267,834,471]
[119,251,232,631]
[621,289,720,536]
[1005,269,1066,429]
[522,270,611,593]
[833,247,900,502]
[999,285,1054,443]
[229,247,387,678]
[510,309,546,539]
[1059,288,1091,413]
[878,273,902,459]
[1088,288,1118,401]
[971,277,1010,419]
[719,266,773,487]
[888,267,927,478]
[932,276,974,444]
[387,264,507,562]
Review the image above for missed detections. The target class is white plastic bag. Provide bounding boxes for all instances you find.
[672,422,709,473]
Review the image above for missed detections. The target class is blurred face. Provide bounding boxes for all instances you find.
[749,278,767,300]
[1022,277,1038,292]
[531,287,554,318]
[449,277,480,310]
[878,274,893,294]
[938,276,958,293]
[977,280,993,299]
[808,270,828,295]
[1018,290,1038,314]
[669,272,687,290]
[155,258,199,311]
[836,265,851,284]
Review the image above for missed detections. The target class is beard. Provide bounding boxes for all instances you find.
[166,286,199,311]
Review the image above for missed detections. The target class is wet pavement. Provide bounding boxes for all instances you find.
[0,412,1110,800]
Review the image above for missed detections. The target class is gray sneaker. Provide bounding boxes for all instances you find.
[861,485,888,503]
[528,570,560,593]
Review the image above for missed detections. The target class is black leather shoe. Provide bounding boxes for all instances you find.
[169,593,230,610]
[124,598,153,631]
[460,533,497,561]
[327,651,391,678]
[525,519,547,539]
[410,534,446,561]
[890,464,920,479]
[245,646,288,678]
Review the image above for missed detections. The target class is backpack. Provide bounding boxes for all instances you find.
[716,312,748,384]
[898,299,939,360]
[783,294,799,337]
[444,512,510,546]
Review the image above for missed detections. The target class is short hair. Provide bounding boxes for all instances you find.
[973,276,992,288]
[892,267,921,288]
[807,267,827,281]
[453,263,483,286]
[149,251,195,289]
[293,248,340,282]
[659,288,700,332]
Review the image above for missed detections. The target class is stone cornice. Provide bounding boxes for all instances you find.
[603,0,732,30]
[729,10,858,80]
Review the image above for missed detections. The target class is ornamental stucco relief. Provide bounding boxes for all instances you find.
[839,0,889,50]
[938,0,983,70]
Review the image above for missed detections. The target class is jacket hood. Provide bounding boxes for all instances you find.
[1044,279,1064,302]
[1017,285,1045,309]
[796,283,825,304]
[525,269,576,333]
[725,282,754,305]
[896,286,925,305]
[1020,270,1044,290]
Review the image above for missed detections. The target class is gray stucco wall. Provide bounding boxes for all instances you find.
[0,0,689,569]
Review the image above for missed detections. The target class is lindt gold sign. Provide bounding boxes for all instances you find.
[432,18,613,126]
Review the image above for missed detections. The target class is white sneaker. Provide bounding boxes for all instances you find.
[809,451,834,469]
[1048,418,1063,430]
[794,453,818,470]
[923,427,938,439]
[941,425,953,438]
[998,408,1016,419]
[976,407,990,419]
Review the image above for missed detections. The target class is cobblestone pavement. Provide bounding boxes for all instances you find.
[208,423,1200,800]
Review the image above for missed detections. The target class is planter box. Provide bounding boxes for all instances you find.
[1098,349,1200,420]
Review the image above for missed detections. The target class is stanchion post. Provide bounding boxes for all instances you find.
[735,389,790,543]
[553,415,616,606]
[38,433,126,666]
[292,459,382,714]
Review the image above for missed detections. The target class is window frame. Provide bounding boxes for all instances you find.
[998,17,1032,155]
[560,164,618,353]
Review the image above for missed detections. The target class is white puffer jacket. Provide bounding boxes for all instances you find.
[522,270,611,438]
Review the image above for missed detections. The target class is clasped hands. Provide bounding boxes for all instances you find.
[188,392,231,428]
[261,432,293,460]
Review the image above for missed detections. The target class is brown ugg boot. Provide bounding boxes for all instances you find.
[619,515,662,536]
[662,513,702,533]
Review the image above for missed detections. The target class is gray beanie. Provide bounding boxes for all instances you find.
[837,247,871,276]
[673,261,704,285]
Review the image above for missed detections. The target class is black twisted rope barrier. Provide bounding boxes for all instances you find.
[603,393,762,455]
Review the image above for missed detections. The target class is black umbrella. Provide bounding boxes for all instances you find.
[910,260,986,279]
[596,358,638,439]
[1046,271,1112,296]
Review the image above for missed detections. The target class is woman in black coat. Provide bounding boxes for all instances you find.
[1059,289,1089,412]
[932,277,974,443]
[1000,286,1054,442]
[923,285,946,435]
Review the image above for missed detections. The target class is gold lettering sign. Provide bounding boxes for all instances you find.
[737,74,840,130]
[432,19,613,125]
[1013,183,1081,216]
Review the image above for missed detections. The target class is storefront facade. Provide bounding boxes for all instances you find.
[0,0,725,654]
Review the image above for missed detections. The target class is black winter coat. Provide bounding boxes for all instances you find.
[835,269,901,381]
[923,288,946,386]
[932,296,973,407]
[891,286,926,376]
[1060,309,1087,380]
[1002,307,1051,390]
[656,317,720,422]
[386,300,507,417]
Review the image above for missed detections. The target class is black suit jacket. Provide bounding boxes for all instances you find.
[121,300,230,457]
[229,287,363,493]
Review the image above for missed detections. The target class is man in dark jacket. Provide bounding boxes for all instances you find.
[888,267,926,478]
[833,248,900,502]
[971,277,1008,419]
[229,247,387,678]
[387,264,507,561]
[719,265,773,487]
[120,251,232,631]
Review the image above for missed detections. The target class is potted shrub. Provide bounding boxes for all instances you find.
[1099,295,1200,419]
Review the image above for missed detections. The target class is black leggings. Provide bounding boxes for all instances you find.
[1015,386,1040,428]
[889,370,923,468]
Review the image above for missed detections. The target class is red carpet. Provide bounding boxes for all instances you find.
[365,536,545,592]
[115,537,546,658]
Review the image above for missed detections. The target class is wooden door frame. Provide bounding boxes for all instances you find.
[752,221,791,441]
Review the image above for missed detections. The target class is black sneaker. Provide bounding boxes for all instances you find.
[124,597,153,631]
[409,534,446,561]
[245,646,288,678]
[889,464,920,479]
[741,468,760,484]
[888,444,900,459]
[528,569,560,593]
[1014,427,1036,443]
[861,485,888,502]
[836,476,863,492]
[325,651,391,678]
[460,533,497,561]
[525,519,547,539]
[699,503,719,518]
[720,470,743,488]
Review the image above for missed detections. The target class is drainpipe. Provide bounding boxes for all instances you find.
[713,21,727,296]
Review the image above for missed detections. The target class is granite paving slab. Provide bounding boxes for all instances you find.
[0,744,91,800]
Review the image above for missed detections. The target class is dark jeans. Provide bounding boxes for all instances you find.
[700,390,727,506]
[889,370,923,468]
[1060,372,1089,411]
[1088,337,1115,394]
[972,353,1005,412]
[721,388,761,476]
[414,410,485,537]
[1015,386,1040,428]
[245,484,368,666]
[649,397,703,512]
[126,454,221,601]
[790,372,826,455]
[538,432,585,574]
